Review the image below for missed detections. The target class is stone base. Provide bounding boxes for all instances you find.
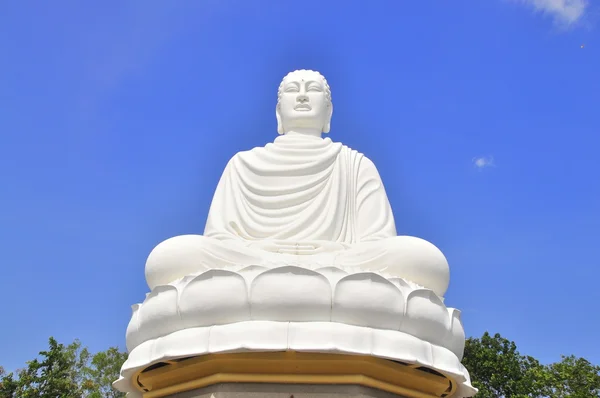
[169,383,407,398]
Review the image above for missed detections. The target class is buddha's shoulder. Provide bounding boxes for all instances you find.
[223,144,276,167]
[227,144,272,160]
[336,143,377,168]
[224,140,376,169]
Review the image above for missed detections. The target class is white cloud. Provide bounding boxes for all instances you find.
[473,156,495,170]
[517,0,588,25]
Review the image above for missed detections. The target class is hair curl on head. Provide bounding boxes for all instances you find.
[277,69,332,105]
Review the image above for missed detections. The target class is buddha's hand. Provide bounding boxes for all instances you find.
[246,240,348,255]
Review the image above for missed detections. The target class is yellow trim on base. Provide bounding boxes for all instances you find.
[134,351,456,398]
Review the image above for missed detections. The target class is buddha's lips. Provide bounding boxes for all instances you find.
[294,104,311,110]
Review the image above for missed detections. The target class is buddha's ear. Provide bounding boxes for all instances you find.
[276,105,284,135]
[323,102,333,134]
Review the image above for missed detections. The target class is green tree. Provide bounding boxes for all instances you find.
[0,338,127,398]
[82,347,128,398]
[462,332,549,397]
[65,339,92,393]
[0,337,82,398]
[464,332,600,397]
[546,355,600,397]
[0,367,17,397]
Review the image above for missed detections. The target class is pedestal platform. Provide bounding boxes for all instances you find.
[135,352,456,398]
[170,383,411,397]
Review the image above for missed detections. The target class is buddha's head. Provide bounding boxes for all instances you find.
[276,69,333,135]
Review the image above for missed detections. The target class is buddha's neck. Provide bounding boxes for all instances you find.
[284,129,323,138]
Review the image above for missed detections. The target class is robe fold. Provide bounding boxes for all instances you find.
[204,134,397,245]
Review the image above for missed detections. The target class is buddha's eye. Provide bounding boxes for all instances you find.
[285,86,299,92]
[307,85,322,92]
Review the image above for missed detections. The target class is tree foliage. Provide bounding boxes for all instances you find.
[463,332,600,397]
[0,337,127,398]
[546,355,600,398]
[82,347,128,398]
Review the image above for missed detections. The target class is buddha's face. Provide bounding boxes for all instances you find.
[277,71,332,134]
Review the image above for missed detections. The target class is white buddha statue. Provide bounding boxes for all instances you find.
[145,69,450,296]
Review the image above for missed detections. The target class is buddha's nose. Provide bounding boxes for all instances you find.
[297,94,309,103]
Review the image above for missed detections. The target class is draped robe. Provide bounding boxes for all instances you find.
[204,133,396,245]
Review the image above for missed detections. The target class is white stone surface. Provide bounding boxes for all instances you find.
[116,70,475,397]
[127,266,464,356]
[144,70,450,297]
[117,266,475,396]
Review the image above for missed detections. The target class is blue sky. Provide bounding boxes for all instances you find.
[1,0,598,372]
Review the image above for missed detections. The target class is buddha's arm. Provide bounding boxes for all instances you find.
[203,158,242,241]
[356,157,397,241]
